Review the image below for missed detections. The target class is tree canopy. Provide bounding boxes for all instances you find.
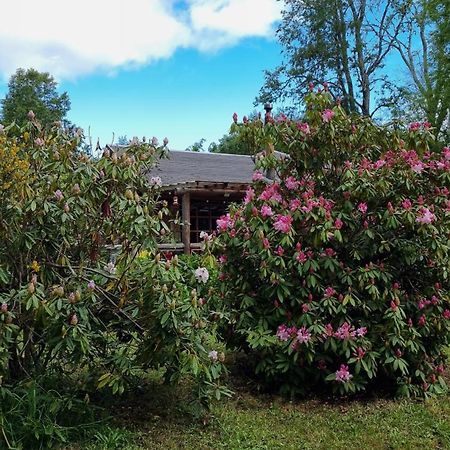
[1,68,70,128]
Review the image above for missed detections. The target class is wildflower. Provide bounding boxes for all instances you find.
[335,364,352,383]
[416,207,435,224]
[87,280,96,290]
[149,176,162,187]
[194,267,209,283]
[296,327,311,344]
[322,109,335,123]
[208,350,218,362]
[261,205,273,217]
[273,214,293,233]
[357,202,368,214]
[54,189,64,201]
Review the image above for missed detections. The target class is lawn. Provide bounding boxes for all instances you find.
[68,369,450,450]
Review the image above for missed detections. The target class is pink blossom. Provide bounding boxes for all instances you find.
[442,147,450,160]
[217,213,234,232]
[418,314,426,326]
[323,323,334,337]
[322,109,335,123]
[416,207,435,224]
[409,122,421,132]
[323,248,336,257]
[273,214,293,233]
[263,238,270,249]
[355,347,366,360]
[259,183,283,203]
[357,202,368,214]
[374,159,386,169]
[335,364,352,383]
[296,251,307,263]
[334,218,343,229]
[296,327,311,344]
[285,176,299,190]
[276,246,284,256]
[87,280,96,290]
[260,205,273,217]
[218,255,227,264]
[252,171,263,181]
[334,322,355,340]
[443,310,450,320]
[290,199,302,211]
[276,325,290,341]
[411,161,425,173]
[302,303,309,314]
[209,350,218,362]
[402,199,412,210]
[244,187,255,204]
[355,327,367,337]
[297,122,311,134]
[324,287,336,298]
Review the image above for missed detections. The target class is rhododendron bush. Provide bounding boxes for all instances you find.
[214,89,450,397]
[0,119,226,446]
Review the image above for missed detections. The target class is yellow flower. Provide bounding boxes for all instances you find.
[30,260,40,272]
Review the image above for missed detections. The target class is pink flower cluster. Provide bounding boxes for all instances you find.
[259,183,282,203]
[244,187,255,204]
[276,324,311,344]
[322,323,367,340]
[260,204,273,217]
[335,364,352,383]
[322,109,335,123]
[273,214,293,233]
[417,296,439,310]
[217,213,235,232]
[416,207,435,224]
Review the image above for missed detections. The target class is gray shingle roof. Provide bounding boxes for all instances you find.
[149,150,255,187]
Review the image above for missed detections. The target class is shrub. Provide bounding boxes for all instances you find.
[0,120,226,447]
[214,88,450,397]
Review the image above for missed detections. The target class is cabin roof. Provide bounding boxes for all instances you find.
[149,150,255,188]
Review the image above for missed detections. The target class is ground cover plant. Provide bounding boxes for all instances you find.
[0,119,226,448]
[213,87,450,397]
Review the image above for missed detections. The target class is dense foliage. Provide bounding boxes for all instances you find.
[0,119,226,448]
[214,89,450,397]
[1,68,71,129]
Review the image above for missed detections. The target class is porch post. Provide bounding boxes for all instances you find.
[181,192,191,254]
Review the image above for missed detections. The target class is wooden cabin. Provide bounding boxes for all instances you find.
[148,151,255,254]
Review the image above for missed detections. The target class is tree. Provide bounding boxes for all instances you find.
[390,0,449,140]
[1,68,70,128]
[257,0,407,117]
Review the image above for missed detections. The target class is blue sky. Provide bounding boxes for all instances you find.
[0,0,282,150]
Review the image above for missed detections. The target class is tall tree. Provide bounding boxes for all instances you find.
[257,0,407,117]
[1,68,70,128]
[390,0,449,139]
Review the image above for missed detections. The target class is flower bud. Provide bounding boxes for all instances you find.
[27,110,35,120]
[27,282,35,294]
[63,203,70,213]
[69,313,78,326]
[125,189,134,200]
[72,184,81,195]
[162,284,168,293]
[1,303,8,313]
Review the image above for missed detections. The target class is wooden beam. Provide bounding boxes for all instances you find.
[181,192,191,254]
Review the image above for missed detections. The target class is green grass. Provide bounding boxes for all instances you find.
[67,380,450,450]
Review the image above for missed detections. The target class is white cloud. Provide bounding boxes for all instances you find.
[0,0,281,79]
